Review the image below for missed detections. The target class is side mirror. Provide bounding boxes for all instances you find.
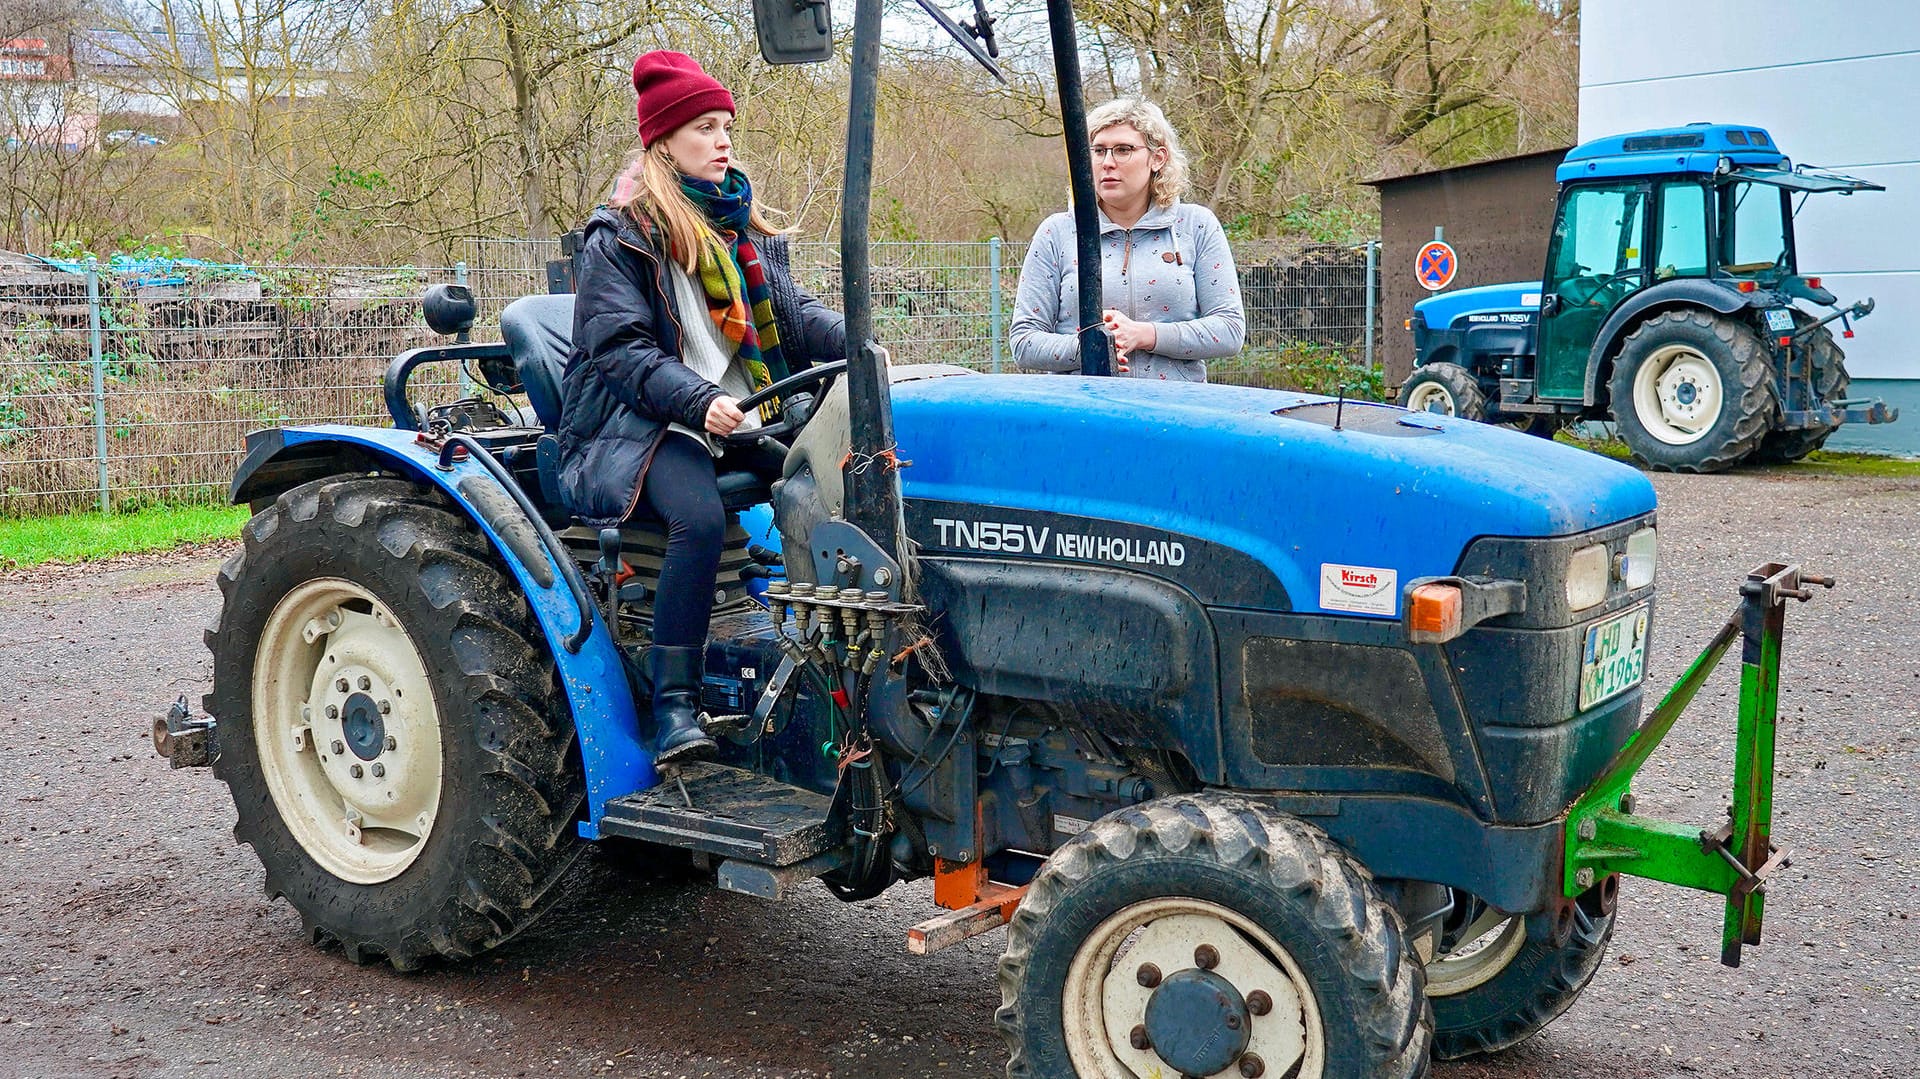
[752,0,832,64]
[422,283,477,337]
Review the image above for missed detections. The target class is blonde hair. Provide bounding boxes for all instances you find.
[610,142,785,274]
[1086,97,1190,209]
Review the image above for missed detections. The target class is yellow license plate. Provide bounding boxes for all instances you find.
[1579,604,1649,710]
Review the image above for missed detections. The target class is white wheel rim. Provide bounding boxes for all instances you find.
[1405,380,1458,416]
[1062,898,1325,1079]
[253,578,444,884]
[1631,344,1723,446]
[1425,907,1528,997]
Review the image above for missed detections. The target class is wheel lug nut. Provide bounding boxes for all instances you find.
[378,699,392,714]
[384,735,398,751]
[331,740,346,755]
[1135,962,1161,988]
[349,764,364,779]
[371,763,386,778]
[1128,1024,1150,1050]
[1247,990,1272,1016]
[325,704,339,720]
[335,678,349,693]
[1238,1053,1265,1078]
[1194,944,1220,970]
[358,675,371,690]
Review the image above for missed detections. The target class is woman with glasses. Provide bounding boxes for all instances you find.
[1009,98,1244,380]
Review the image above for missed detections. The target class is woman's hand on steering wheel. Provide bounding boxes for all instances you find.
[705,395,747,436]
[716,359,849,444]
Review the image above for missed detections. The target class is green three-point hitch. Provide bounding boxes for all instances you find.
[1565,562,1829,967]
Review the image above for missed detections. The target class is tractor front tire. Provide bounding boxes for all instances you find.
[1753,319,1849,464]
[1608,310,1774,472]
[207,475,584,971]
[1425,888,1615,1060]
[1399,362,1489,422]
[1401,362,1558,437]
[996,794,1431,1079]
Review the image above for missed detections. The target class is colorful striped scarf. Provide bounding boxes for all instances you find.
[679,170,788,415]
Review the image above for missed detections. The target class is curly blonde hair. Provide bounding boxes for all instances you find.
[1086,97,1190,209]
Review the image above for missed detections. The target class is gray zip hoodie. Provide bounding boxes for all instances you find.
[1009,200,1245,381]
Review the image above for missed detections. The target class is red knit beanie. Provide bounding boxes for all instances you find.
[631,51,735,148]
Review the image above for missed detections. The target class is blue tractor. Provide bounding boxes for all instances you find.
[1400,123,1898,471]
[151,13,1828,1079]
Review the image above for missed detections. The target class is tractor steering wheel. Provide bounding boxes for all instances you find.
[717,359,848,444]
[1559,272,1626,309]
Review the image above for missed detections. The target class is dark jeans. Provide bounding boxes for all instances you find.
[636,433,783,648]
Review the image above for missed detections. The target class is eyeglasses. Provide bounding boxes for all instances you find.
[1091,144,1144,163]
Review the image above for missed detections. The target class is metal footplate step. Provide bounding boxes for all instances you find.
[598,762,846,897]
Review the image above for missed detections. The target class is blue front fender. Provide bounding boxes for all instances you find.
[238,425,653,836]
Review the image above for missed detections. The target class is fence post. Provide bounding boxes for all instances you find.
[988,236,1003,373]
[454,260,474,395]
[1363,239,1379,372]
[87,257,110,512]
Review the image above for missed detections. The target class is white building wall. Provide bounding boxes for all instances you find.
[1581,1,1920,379]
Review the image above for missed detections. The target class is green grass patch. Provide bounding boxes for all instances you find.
[1553,429,1633,461]
[1548,431,1920,475]
[1796,450,1920,477]
[0,502,248,570]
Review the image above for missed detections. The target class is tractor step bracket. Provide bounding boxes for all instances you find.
[152,694,217,769]
[598,761,840,867]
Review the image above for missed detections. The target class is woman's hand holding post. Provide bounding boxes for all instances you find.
[1102,309,1157,374]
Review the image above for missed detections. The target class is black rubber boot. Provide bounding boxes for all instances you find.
[648,645,715,764]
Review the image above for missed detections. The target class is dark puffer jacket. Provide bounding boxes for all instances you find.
[557,205,846,525]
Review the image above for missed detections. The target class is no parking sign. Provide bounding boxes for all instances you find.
[1415,240,1457,291]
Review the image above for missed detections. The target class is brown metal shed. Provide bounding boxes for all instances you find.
[1363,147,1570,383]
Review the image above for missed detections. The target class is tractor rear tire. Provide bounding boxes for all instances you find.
[1753,319,1849,464]
[206,475,584,971]
[1608,310,1774,472]
[1426,888,1615,1060]
[996,794,1431,1079]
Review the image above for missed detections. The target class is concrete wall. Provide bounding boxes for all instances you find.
[1581,2,1920,383]
[1370,150,1565,382]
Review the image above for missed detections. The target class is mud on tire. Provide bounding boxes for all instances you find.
[206,475,584,970]
[995,794,1431,1078]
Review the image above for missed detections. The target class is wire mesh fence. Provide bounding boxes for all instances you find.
[0,237,1378,517]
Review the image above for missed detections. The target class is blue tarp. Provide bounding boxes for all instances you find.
[31,253,255,288]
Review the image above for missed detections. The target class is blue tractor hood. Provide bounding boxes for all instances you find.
[1414,281,1542,331]
[890,375,1653,618]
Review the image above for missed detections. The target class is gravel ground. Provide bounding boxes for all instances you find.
[1,467,1916,1079]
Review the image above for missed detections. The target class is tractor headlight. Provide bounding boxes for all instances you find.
[1567,544,1609,611]
[1622,527,1657,589]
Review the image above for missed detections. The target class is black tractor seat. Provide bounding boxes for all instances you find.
[499,294,776,517]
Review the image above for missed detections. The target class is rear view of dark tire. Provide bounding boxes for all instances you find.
[1753,319,1849,464]
[1426,887,1614,1060]
[206,475,584,970]
[1608,309,1774,472]
[996,794,1431,1079]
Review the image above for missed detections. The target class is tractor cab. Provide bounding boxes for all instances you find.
[1404,122,1897,472]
